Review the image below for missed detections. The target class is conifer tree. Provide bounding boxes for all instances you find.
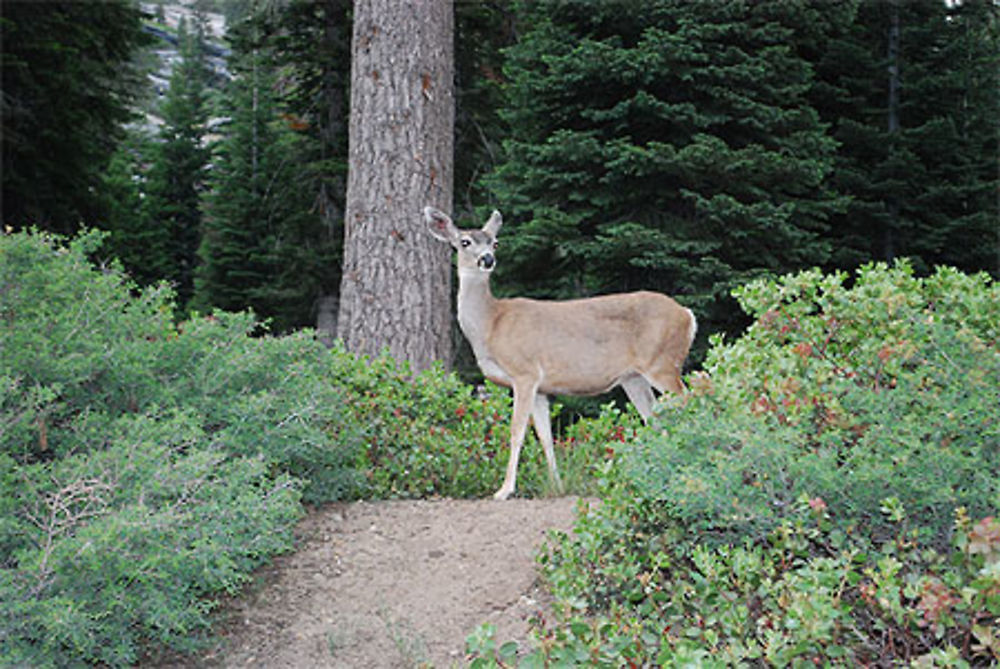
[487,0,846,336]
[100,132,170,287]
[194,16,325,332]
[244,0,351,330]
[453,2,516,215]
[816,0,999,275]
[143,18,211,309]
[1,1,149,232]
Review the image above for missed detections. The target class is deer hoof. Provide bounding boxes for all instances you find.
[493,487,513,501]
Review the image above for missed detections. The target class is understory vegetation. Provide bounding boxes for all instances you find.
[0,230,612,666]
[3,229,997,666]
[470,262,1000,667]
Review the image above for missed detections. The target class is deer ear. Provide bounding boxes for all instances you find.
[424,206,457,243]
[483,210,502,237]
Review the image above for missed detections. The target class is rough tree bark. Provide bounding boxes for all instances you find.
[337,0,454,371]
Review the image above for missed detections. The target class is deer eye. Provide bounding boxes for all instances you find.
[492,241,499,249]
[460,238,471,248]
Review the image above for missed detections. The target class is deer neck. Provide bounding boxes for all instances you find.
[456,267,497,356]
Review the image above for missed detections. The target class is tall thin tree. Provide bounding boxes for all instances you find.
[143,18,211,309]
[336,0,455,371]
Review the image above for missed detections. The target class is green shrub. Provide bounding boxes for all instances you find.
[628,262,999,548]
[1,229,174,462]
[473,263,1000,666]
[329,346,633,499]
[519,492,1000,666]
[0,230,356,665]
[326,345,509,498]
[1,229,364,502]
[149,313,364,503]
[0,412,302,667]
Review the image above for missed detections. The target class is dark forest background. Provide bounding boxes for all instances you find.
[3,0,998,360]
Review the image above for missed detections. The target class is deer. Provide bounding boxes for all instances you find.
[425,206,697,500]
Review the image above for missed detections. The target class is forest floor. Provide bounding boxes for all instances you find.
[154,497,587,668]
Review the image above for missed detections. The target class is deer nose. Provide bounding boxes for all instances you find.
[478,253,495,270]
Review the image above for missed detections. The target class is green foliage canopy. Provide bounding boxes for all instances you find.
[1,1,150,232]
[487,0,848,339]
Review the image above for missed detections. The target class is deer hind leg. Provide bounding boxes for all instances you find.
[531,393,563,494]
[494,382,536,500]
[621,374,656,422]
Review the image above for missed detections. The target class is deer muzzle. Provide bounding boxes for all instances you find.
[478,253,495,271]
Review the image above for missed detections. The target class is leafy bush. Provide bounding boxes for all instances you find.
[512,492,1000,666]
[468,263,1000,666]
[329,345,633,500]
[1,229,363,501]
[1,412,302,666]
[628,262,999,548]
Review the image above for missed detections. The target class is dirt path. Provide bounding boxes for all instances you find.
[177,497,586,668]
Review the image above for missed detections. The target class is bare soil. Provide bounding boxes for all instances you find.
[163,497,586,668]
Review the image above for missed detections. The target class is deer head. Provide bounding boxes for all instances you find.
[425,206,501,273]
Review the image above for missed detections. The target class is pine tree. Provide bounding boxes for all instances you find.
[899,0,998,274]
[1,1,149,232]
[245,0,351,330]
[143,18,211,308]
[453,2,517,216]
[100,131,170,287]
[194,14,329,332]
[816,0,999,275]
[487,0,846,336]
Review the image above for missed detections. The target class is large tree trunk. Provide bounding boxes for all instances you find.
[337,0,454,371]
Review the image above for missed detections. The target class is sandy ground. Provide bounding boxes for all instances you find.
[156,497,586,668]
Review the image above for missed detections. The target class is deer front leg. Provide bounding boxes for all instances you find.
[494,382,535,500]
[531,393,563,494]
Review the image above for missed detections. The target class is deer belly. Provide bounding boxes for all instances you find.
[540,377,619,397]
[477,356,513,387]
[537,361,627,396]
